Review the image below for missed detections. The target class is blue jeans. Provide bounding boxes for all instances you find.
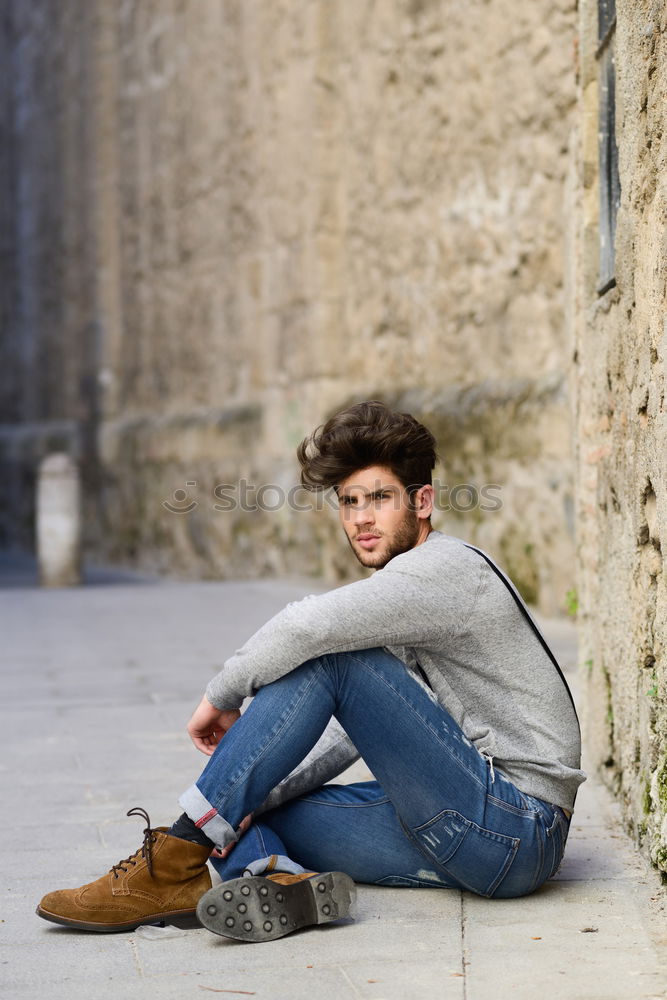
[179,648,570,898]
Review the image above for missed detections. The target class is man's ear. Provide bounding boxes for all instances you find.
[416,484,434,520]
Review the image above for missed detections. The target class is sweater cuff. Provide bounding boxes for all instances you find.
[205,678,243,711]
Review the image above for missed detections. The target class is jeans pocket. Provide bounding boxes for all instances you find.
[413,809,520,898]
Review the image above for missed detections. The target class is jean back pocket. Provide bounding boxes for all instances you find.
[413,809,519,898]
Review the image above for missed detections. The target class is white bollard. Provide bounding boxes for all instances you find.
[36,453,82,587]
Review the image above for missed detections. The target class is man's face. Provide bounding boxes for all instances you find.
[336,465,434,569]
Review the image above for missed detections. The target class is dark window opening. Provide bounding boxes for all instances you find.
[597,0,620,294]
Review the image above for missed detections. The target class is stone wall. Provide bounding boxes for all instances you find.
[1,0,578,612]
[572,0,667,873]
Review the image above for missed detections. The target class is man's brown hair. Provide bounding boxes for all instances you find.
[297,400,437,495]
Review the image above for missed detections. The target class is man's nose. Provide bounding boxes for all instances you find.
[352,502,374,524]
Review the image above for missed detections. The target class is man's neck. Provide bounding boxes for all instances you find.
[414,523,433,548]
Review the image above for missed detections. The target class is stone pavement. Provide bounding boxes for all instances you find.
[1,564,666,1000]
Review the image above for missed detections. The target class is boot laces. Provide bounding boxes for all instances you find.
[110,807,157,879]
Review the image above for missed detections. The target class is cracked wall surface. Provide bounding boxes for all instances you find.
[572,0,667,874]
[0,0,578,612]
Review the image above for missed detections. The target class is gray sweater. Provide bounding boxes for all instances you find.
[207,530,585,812]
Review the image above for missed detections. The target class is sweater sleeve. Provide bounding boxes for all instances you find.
[205,547,454,710]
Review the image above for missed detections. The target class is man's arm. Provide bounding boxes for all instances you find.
[206,549,464,710]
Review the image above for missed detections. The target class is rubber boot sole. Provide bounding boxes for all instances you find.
[35,904,200,933]
[197,871,356,942]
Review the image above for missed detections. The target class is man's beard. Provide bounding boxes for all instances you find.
[347,509,421,569]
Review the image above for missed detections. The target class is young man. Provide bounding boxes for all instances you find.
[37,401,585,941]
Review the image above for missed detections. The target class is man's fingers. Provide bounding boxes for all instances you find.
[215,842,236,859]
[191,734,216,755]
[189,723,227,755]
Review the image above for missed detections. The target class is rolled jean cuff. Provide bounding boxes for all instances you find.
[178,783,237,850]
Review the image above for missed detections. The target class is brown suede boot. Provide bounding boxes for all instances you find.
[197,856,356,943]
[36,808,212,932]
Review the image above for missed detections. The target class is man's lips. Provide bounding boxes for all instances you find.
[355,534,381,549]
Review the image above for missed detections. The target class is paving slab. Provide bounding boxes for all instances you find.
[1,568,666,999]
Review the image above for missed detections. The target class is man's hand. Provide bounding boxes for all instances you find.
[187,695,240,755]
[211,813,253,860]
